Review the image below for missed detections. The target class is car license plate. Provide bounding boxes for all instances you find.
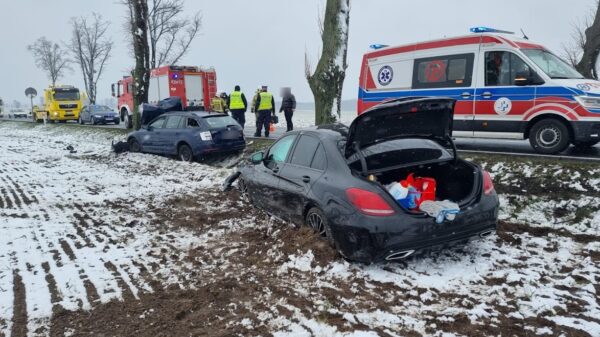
[65,110,72,113]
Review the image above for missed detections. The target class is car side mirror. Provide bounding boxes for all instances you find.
[250,151,264,164]
[147,125,154,131]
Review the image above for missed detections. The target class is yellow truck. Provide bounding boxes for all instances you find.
[34,85,83,123]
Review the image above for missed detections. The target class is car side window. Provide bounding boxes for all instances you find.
[485,51,538,86]
[265,135,296,169]
[164,116,183,129]
[311,144,327,171]
[290,135,320,167]
[187,118,200,128]
[149,117,166,129]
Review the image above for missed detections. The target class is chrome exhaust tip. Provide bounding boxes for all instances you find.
[385,250,415,261]
[479,230,494,238]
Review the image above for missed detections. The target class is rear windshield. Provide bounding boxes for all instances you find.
[347,138,453,173]
[203,115,239,128]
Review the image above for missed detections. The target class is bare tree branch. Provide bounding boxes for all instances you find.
[147,0,201,68]
[69,13,113,104]
[28,37,71,86]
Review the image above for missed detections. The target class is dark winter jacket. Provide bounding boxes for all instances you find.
[280,94,296,113]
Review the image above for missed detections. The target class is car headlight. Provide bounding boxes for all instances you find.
[199,131,212,141]
[94,114,102,118]
[575,96,600,109]
[53,112,59,116]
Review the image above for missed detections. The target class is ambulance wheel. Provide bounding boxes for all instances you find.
[529,119,570,154]
[572,140,599,149]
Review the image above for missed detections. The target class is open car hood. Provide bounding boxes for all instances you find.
[345,98,456,158]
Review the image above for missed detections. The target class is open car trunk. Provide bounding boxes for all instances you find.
[372,159,480,206]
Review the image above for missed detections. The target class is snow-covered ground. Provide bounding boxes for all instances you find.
[1,121,599,336]
[0,122,233,336]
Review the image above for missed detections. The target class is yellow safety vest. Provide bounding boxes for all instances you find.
[258,92,273,111]
[211,97,224,113]
[229,91,245,110]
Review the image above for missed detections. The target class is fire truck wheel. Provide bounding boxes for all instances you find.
[529,119,570,155]
[128,138,141,153]
[125,114,133,129]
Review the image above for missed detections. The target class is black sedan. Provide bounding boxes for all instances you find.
[127,111,245,162]
[226,98,499,263]
[79,105,120,125]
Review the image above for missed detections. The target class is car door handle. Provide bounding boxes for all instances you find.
[482,91,492,99]
[461,92,472,99]
[301,175,311,183]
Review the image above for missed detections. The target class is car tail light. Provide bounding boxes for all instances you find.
[346,188,395,216]
[483,170,495,195]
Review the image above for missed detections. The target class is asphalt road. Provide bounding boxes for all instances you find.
[2,115,600,159]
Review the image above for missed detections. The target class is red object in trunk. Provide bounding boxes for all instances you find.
[346,188,395,216]
[401,174,437,206]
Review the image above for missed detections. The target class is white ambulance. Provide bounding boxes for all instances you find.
[358,27,600,154]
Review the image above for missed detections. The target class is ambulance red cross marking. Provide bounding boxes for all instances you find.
[425,60,446,82]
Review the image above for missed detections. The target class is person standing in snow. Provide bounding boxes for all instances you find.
[279,87,296,132]
[254,86,275,137]
[211,93,226,113]
[228,85,248,128]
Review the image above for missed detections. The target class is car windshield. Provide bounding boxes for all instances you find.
[203,115,239,128]
[92,106,112,113]
[53,90,80,101]
[521,49,583,79]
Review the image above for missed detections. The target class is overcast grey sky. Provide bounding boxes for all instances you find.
[0,0,595,105]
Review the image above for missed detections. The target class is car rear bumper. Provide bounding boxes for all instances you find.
[329,194,499,263]
[195,140,246,155]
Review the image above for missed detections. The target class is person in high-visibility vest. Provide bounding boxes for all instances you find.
[253,86,276,137]
[211,94,226,113]
[227,85,248,128]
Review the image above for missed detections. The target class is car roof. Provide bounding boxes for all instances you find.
[289,123,349,140]
[160,111,229,118]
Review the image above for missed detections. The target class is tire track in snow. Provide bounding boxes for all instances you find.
[10,271,27,337]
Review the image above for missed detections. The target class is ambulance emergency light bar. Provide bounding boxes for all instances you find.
[470,27,514,34]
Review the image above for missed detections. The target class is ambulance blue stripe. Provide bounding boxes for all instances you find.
[358,86,592,103]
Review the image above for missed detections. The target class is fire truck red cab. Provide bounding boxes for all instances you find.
[112,65,218,128]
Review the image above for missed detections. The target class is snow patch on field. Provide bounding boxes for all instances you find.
[0,123,230,335]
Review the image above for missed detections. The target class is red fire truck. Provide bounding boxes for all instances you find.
[112,65,218,128]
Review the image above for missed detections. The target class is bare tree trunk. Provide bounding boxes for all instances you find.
[306,0,350,125]
[577,2,600,79]
[129,0,151,130]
